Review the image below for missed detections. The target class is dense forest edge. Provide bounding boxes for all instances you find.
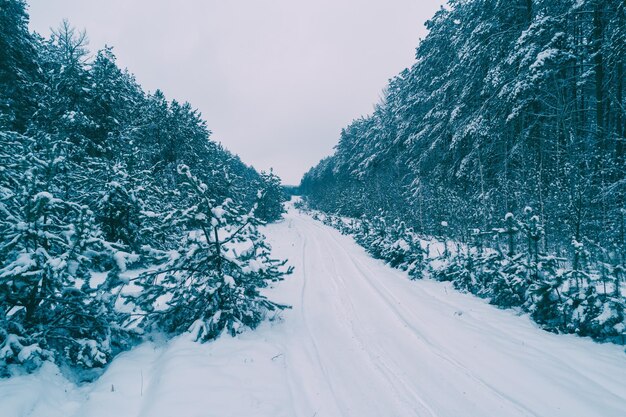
[301,0,625,343]
[1,0,290,381]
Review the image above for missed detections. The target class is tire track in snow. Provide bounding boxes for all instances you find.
[278,220,308,417]
[289,225,346,416]
[306,218,539,417]
[307,216,626,413]
[410,280,626,401]
[297,218,439,417]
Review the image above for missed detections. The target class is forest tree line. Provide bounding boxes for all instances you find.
[301,0,626,340]
[302,0,626,263]
[0,0,287,379]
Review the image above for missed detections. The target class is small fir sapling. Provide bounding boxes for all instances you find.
[254,170,286,223]
[127,165,292,342]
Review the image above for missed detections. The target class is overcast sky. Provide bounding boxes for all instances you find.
[27,0,444,184]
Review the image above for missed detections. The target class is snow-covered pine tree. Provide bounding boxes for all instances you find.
[95,162,143,251]
[528,255,566,333]
[488,253,529,309]
[254,169,286,223]
[448,248,480,294]
[379,219,425,276]
[434,249,474,289]
[127,165,291,342]
[488,213,529,308]
[474,249,503,298]
[363,214,387,260]
[0,132,132,377]
[574,241,626,340]
[1,3,293,377]
[0,0,40,132]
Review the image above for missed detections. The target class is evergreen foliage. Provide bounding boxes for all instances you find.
[127,165,290,341]
[302,0,626,256]
[301,0,626,343]
[254,170,286,223]
[0,0,289,379]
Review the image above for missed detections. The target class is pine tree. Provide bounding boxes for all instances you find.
[0,132,132,377]
[127,165,291,341]
[0,0,39,132]
[1,3,291,377]
[255,170,286,223]
[95,162,143,250]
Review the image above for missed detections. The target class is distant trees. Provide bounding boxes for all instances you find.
[0,0,288,379]
[0,0,39,131]
[255,170,286,223]
[302,0,626,260]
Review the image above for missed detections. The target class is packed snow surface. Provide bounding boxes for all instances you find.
[1,204,625,417]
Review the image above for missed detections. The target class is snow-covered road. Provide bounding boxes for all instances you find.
[2,205,625,417]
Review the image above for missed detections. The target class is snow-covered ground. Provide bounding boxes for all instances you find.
[1,204,625,417]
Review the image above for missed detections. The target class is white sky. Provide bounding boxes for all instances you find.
[27,0,445,184]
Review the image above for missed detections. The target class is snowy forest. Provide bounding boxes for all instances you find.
[302,0,626,342]
[2,0,626,416]
[0,0,288,380]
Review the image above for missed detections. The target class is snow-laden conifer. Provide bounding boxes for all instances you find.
[127,165,291,341]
